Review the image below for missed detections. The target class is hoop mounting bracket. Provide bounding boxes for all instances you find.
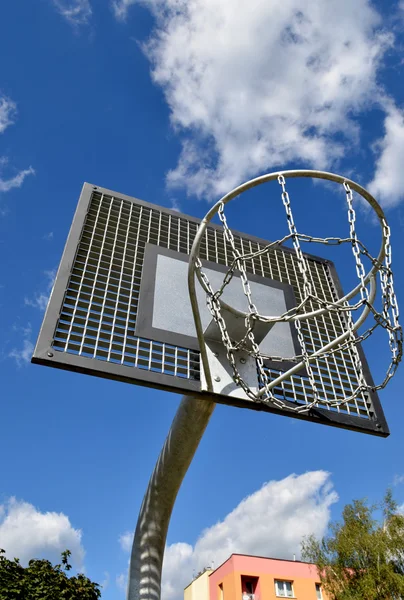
[200,339,257,399]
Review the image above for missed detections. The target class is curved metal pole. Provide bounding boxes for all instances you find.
[127,395,215,600]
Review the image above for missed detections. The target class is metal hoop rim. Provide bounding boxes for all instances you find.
[190,169,387,321]
[188,169,388,393]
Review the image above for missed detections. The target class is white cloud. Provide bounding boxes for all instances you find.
[52,0,92,25]
[9,270,55,365]
[116,572,127,592]
[8,339,34,367]
[119,531,133,552]
[368,104,404,208]
[120,471,337,600]
[45,268,57,288]
[112,0,136,21]
[24,268,57,312]
[394,474,404,486]
[43,231,54,241]
[8,323,33,367]
[0,497,85,568]
[0,100,34,196]
[101,571,111,591]
[0,96,17,134]
[12,322,32,338]
[169,198,181,212]
[25,293,50,312]
[0,161,35,194]
[126,0,394,199]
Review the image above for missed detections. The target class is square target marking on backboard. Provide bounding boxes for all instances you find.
[32,183,389,436]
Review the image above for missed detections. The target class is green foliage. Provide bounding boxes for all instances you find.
[302,490,404,600]
[0,549,101,599]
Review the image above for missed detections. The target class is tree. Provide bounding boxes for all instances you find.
[0,549,101,599]
[302,490,404,600]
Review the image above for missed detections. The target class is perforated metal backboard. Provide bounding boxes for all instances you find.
[32,183,389,436]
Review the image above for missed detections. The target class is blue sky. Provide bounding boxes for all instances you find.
[1,0,404,598]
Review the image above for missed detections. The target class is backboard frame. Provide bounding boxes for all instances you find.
[32,183,389,437]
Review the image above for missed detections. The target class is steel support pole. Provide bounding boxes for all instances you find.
[127,395,216,600]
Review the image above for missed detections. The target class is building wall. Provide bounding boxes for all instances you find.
[209,555,328,600]
[185,569,213,600]
[209,556,239,600]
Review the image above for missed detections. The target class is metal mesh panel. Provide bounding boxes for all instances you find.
[52,192,199,379]
[32,183,388,436]
[47,188,375,420]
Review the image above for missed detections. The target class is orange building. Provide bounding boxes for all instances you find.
[185,554,327,600]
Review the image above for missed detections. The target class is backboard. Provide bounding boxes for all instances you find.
[32,183,389,436]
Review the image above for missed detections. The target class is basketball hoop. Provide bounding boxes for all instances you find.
[188,170,402,413]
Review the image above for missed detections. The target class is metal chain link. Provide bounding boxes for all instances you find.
[344,182,369,302]
[342,182,369,392]
[195,177,402,413]
[278,175,313,298]
[277,175,321,406]
[377,218,403,387]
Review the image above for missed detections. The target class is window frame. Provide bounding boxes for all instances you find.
[274,579,294,598]
[241,575,258,599]
[315,582,323,599]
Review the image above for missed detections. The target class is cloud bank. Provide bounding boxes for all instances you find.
[368,104,404,208]
[119,471,338,600]
[120,0,399,203]
[115,0,404,208]
[0,497,85,568]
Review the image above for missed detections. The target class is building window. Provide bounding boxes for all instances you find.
[275,580,294,598]
[245,581,254,595]
[315,583,323,599]
[241,575,258,600]
[219,583,224,600]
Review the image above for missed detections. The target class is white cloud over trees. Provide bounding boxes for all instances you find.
[0,497,85,568]
[119,471,338,600]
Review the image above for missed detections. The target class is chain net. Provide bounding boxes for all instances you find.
[195,176,402,413]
